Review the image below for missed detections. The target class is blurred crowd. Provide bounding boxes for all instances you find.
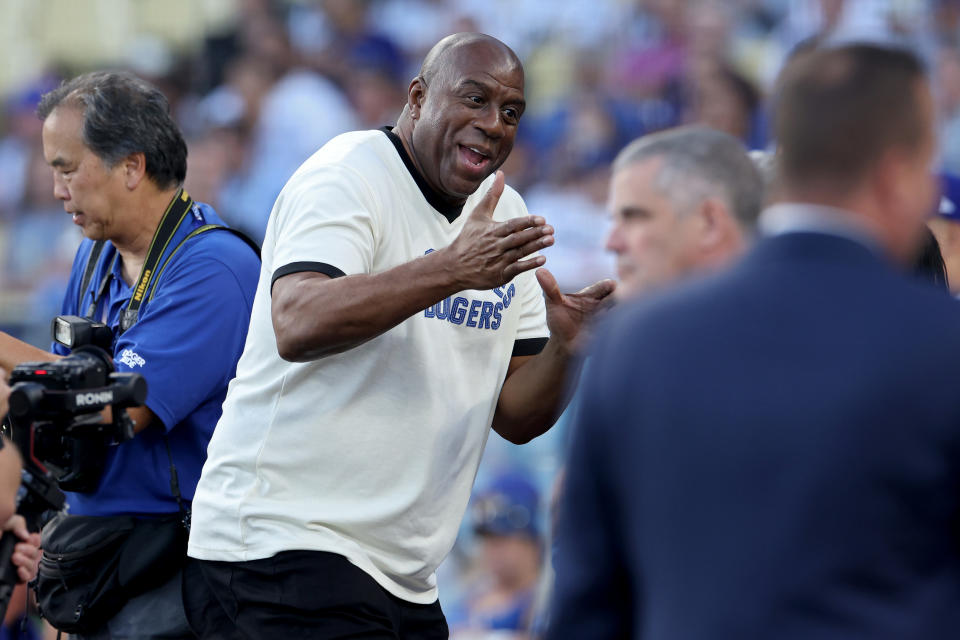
[2,0,960,637]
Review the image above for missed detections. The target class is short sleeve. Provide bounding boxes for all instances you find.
[112,241,258,431]
[495,190,549,355]
[513,267,549,342]
[269,164,381,281]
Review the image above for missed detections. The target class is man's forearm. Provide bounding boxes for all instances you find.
[0,332,59,373]
[492,339,582,444]
[272,249,466,362]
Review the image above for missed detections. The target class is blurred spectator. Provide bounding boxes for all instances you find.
[936,45,960,173]
[372,0,460,64]
[912,225,950,290]
[343,65,407,130]
[219,65,357,241]
[686,61,765,147]
[524,164,615,293]
[291,0,405,88]
[182,132,236,213]
[0,77,58,217]
[450,472,543,639]
[0,141,78,346]
[933,0,960,46]
[212,43,358,240]
[927,173,960,296]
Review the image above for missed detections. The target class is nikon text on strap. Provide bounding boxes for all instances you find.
[76,188,260,334]
[119,188,194,334]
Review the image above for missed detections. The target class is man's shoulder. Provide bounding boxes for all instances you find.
[151,212,260,295]
[179,225,258,263]
[602,233,960,354]
[293,129,394,180]
[276,130,396,209]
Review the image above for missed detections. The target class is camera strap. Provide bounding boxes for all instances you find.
[79,241,107,309]
[78,189,192,325]
[119,189,195,335]
[78,189,259,331]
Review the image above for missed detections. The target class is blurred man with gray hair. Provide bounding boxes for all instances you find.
[604,125,764,300]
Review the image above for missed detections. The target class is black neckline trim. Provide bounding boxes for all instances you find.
[380,127,464,223]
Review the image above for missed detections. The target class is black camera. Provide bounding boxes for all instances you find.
[4,316,147,493]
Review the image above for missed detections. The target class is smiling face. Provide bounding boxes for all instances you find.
[41,106,129,241]
[408,40,525,204]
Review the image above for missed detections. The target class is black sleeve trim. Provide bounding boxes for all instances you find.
[512,337,548,357]
[271,261,346,294]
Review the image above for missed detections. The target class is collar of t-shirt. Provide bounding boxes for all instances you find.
[759,202,882,254]
[380,126,464,223]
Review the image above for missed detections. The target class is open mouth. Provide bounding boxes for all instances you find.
[459,145,491,172]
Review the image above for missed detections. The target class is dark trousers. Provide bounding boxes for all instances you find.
[78,568,192,640]
[182,550,449,639]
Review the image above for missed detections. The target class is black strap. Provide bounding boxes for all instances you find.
[76,190,193,329]
[219,226,261,259]
[119,189,194,334]
[79,240,107,311]
[85,250,119,320]
[162,435,189,530]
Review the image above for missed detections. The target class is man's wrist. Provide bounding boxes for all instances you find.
[542,335,577,361]
[419,247,464,294]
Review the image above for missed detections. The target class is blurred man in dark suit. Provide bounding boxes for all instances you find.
[548,43,960,639]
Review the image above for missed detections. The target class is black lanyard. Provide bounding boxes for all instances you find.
[84,189,195,335]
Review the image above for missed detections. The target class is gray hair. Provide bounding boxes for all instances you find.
[612,126,763,231]
[37,71,187,189]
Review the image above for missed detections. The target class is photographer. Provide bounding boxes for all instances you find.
[0,72,259,638]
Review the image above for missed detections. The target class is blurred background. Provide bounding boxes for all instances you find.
[0,0,956,637]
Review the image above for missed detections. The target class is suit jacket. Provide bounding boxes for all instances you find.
[548,230,960,639]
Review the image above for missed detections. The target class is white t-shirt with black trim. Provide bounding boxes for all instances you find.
[188,129,549,604]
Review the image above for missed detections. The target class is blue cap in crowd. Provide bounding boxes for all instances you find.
[471,471,541,540]
[937,173,960,221]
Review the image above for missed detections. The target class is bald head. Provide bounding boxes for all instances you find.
[419,33,523,90]
[393,33,526,206]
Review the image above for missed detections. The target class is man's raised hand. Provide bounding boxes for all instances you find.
[445,171,554,290]
[536,268,617,353]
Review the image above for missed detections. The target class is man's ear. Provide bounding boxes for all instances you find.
[696,198,728,249]
[408,76,426,121]
[122,152,147,190]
